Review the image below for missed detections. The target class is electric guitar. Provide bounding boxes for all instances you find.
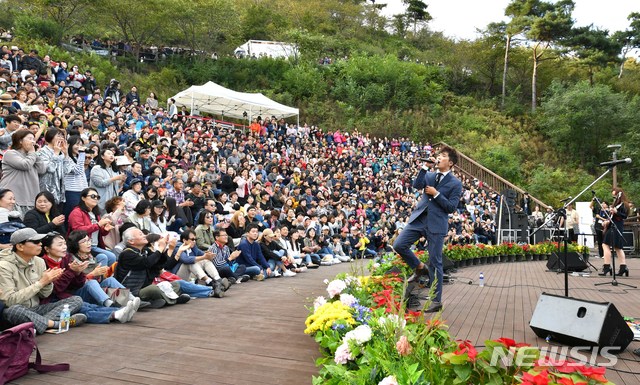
[603,192,623,232]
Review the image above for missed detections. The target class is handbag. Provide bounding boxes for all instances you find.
[0,322,70,385]
[103,287,131,307]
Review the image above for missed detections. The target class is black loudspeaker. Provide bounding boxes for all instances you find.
[622,231,635,253]
[443,255,454,271]
[546,251,588,272]
[502,189,517,210]
[531,229,552,244]
[530,293,633,352]
[500,212,528,230]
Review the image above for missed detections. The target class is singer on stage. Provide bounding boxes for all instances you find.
[599,187,630,277]
[393,145,462,312]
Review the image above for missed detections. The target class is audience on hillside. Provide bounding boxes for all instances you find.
[0,42,532,333]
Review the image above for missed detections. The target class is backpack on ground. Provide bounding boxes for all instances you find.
[0,322,70,385]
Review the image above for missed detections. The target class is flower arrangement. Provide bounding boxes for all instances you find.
[305,270,615,385]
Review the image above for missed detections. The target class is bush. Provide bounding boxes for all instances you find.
[14,15,63,45]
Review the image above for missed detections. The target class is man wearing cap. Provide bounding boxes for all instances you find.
[393,146,462,312]
[0,228,86,334]
[122,178,144,216]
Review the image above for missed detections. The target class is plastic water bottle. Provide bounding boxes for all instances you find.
[479,272,484,287]
[59,304,70,333]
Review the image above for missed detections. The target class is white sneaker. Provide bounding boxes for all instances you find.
[273,271,281,277]
[114,301,136,323]
[333,258,341,264]
[283,270,296,277]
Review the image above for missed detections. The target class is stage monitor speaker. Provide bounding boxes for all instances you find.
[531,229,552,244]
[546,251,588,272]
[622,231,634,253]
[443,255,454,272]
[530,293,633,352]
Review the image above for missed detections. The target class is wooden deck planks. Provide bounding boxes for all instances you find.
[10,257,640,385]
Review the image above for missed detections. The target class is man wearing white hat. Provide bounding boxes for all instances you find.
[0,228,86,334]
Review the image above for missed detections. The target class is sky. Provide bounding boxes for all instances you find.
[380,0,638,41]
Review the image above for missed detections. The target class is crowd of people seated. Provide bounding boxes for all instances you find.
[0,43,508,334]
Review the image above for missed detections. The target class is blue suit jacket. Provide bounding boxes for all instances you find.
[408,169,462,235]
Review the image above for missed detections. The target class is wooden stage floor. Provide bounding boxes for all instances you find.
[11,257,640,385]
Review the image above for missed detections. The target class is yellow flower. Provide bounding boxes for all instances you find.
[305,301,356,334]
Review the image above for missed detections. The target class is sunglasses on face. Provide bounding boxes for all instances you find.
[188,237,196,241]
[87,194,101,200]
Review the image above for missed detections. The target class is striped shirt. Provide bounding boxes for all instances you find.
[64,152,88,192]
[209,241,230,268]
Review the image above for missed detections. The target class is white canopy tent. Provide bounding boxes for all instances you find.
[170,81,299,124]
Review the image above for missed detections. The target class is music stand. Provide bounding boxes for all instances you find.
[593,192,636,288]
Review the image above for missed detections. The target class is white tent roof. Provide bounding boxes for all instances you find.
[170,81,298,120]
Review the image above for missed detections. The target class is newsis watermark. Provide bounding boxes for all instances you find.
[489,345,619,367]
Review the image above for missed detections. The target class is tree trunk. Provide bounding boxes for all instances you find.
[531,47,539,113]
[501,34,511,109]
[618,60,625,79]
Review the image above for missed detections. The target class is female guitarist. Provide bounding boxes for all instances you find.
[599,187,630,276]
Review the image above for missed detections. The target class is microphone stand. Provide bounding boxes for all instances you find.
[534,166,615,297]
[593,192,636,289]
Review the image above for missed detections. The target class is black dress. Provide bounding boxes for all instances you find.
[603,205,627,249]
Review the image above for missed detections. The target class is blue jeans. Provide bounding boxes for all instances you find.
[176,280,211,298]
[64,191,82,219]
[80,302,116,324]
[319,247,334,256]
[92,246,116,266]
[167,217,184,233]
[268,260,286,272]
[244,265,262,277]
[75,277,127,305]
[393,220,444,303]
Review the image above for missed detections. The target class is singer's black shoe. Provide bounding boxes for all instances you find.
[407,266,429,284]
[598,264,611,276]
[617,264,629,277]
[425,301,443,313]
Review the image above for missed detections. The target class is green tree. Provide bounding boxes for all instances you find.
[538,81,634,172]
[403,0,432,35]
[564,26,621,86]
[93,0,171,70]
[168,0,239,55]
[613,12,640,79]
[509,0,574,112]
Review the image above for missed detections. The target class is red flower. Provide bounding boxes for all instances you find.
[557,378,587,385]
[454,340,477,361]
[495,337,530,348]
[576,365,607,382]
[495,337,516,347]
[521,370,550,385]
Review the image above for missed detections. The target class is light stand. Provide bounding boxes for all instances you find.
[593,192,636,289]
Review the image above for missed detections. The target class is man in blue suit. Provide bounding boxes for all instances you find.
[393,145,462,312]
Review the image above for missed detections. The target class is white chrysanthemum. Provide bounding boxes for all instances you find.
[379,375,398,385]
[344,324,372,345]
[326,279,347,297]
[334,342,353,364]
[339,293,357,307]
